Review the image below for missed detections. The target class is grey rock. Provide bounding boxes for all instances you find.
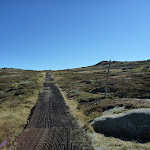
[91,109,150,140]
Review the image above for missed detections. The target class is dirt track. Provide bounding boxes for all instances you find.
[11,72,93,150]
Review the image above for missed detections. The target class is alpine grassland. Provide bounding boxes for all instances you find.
[52,60,150,150]
[0,68,46,148]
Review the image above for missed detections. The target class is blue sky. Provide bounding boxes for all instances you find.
[0,0,150,70]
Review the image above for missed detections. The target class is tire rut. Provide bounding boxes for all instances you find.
[10,72,93,150]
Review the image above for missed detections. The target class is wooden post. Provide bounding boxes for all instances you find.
[105,60,111,97]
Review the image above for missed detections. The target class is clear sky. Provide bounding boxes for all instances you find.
[0,0,150,70]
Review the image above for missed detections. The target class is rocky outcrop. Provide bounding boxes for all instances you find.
[91,109,150,141]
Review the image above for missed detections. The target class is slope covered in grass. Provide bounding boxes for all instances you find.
[53,60,150,120]
[52,60,150,150]
[0,68,45,148]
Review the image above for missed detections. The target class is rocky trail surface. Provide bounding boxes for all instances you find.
[11,72,93,150]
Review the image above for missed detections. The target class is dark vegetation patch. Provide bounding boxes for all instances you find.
[0,68,42,104]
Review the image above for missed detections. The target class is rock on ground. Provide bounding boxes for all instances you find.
[91,109,150,140]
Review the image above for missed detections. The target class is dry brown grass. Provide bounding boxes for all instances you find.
[0,70,46,149]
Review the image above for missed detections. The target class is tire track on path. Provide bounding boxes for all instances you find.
[10,72,93,150]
